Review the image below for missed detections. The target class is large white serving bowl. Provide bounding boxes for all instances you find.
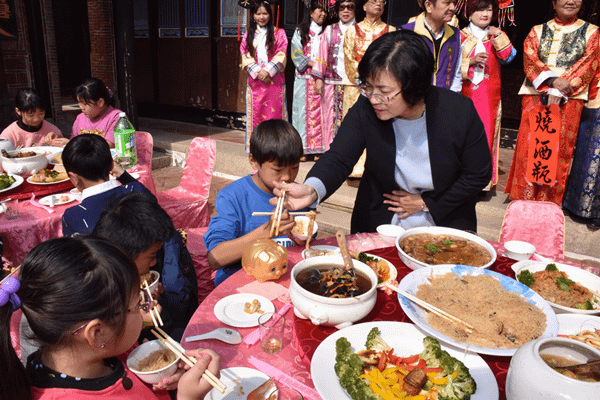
[289,255,378,330]
[512,260,600,315]
[398,264,558,356]
[395,226,496,270]
[506,337,600,400]
[1,147,48,175]
[126,339,180,384]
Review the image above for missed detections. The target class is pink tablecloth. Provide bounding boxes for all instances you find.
[0,169,156,267]
[180,233,596,400]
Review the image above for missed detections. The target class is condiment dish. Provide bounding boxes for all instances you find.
[503,240,536,261]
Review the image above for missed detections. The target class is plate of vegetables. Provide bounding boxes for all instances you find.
[350,252,397,288]
[0,173,23,193]
[311,321,498,400]
[512,261,600,315]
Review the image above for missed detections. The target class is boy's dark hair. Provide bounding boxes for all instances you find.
[75,77,116,107]
[358,30,433,107]
[92,193,175,259]
[62,134,113,181]
[14,88,45,114]
[249,119,303,166]
[0,236,138,400]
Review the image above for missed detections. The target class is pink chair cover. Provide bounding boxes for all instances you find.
[186,227,215,305]
[157,137,216,229]
[499,200,565,259]
[135,131,153,167]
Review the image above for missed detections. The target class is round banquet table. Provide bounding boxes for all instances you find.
[180,233,592,400]
[0,166,156,267]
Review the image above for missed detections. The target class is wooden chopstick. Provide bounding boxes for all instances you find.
[384,283,474,333]
[143,280,163,327]
[151,328,226,393]
[269,189,286,237]
[274,190,286,237]
[252,211,314,216]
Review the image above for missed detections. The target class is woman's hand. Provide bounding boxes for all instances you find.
[383,191,424,219]
[257,69,272,84]
[487,26,501,37]
[315,78,324,95]
[270,182,318,211]
[469,52,488,66]
[552,77,573,96]
[177,349,221,400]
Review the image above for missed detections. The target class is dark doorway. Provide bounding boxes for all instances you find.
[52,0,91,98]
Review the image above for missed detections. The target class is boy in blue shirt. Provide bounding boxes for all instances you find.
[204,119,305,286]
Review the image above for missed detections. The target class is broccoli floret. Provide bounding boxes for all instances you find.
[419,337,477,400]
[365,327,392,352]
[545,263,559,271]
[517,270,535,287]
[575,300,594,310]
[335,337,382,400]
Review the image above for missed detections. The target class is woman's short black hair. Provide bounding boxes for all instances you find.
[466,0,497,19]
[15,88,45,114]
[249,119,303,167]
[62,134,113,181]
[357,30,434,107]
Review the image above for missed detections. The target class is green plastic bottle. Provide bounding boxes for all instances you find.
[114,112,137,168]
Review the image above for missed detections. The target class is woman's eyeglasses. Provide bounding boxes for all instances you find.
[339,4,355,10]
[358,84,402,104]
[369,0,386,5]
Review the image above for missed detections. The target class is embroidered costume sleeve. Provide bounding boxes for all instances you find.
[266,28,288,77]
[312,26,331,80]
[240,31,258,78]
[292,29,310,74]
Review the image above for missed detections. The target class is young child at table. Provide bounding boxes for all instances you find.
[0,88,69,148]
[0,236,220,399]
[204,119,306,286]
[71,77,123,147]
[61,134,150,236]
[92,193,198,342]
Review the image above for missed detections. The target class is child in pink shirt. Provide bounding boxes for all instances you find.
[71,78,123,147]
[0,88,68,148]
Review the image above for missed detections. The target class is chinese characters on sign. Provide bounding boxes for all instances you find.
[0,0,17,40]
[526,104,560,185]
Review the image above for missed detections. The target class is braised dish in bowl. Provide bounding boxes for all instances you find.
[396,226,496,270]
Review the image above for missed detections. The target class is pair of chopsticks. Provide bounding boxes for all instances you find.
[143,280,163,327]
[152,326,227,393]
[384,283,474,333]
[269,189,286,238]
[252,211,311,216]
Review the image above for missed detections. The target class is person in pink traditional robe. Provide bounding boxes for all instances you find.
[240,1,288,152]
[460,0,516,190]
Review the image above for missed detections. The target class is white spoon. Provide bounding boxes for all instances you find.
[185,328,242,344]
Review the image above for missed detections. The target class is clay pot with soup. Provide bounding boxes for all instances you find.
[506,337,600,400]
[1,147,48,175]
[289,255,378,329]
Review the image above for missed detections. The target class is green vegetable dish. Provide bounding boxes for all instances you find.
[335,327,476,400]
[0,174,16,190]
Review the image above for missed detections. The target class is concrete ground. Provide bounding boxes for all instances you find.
[144,118,600,267]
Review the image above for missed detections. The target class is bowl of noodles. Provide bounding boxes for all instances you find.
[127,339,180,384]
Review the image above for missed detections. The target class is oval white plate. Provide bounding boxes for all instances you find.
[0,174,24,194]
[311,321,498,400]
[355,252,398,288]
[301,245,341,259]
[205,367,269,400]
[26,176,70,185]
[398,264,558,356]
[39,193,78,206]
[213,293,275,328]
[512,260,600,315]
[557,313,600,336]
[70,188,81,194]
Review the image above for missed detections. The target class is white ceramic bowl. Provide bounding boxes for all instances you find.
[0,138,15,152]
[504,240,536,261]
[289,255,378,329]
[506,337,600,400]
[376,224,405,244]
[143,270,160,294]
[291,216,318,241]
[126,339,180,384]
[395,226,496,270]
[1,147,48,175]
[512,260,600,315]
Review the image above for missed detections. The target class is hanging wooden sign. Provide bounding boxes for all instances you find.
[526,104,561,186]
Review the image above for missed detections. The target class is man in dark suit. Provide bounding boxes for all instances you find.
[270,30,491,233]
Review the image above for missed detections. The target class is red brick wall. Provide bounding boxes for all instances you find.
[0,0,33,98]
[87,0,116,91]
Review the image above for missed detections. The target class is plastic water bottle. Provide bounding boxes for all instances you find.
[114,112,137,168]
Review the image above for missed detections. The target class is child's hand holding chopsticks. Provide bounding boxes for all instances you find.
[176,349,222,399]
